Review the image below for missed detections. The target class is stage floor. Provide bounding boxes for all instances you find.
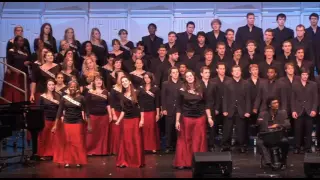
[0,146,312,178]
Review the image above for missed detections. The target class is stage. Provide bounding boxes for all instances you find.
[0,144,311,178]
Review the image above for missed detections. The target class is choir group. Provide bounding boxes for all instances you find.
[2,12,320,169]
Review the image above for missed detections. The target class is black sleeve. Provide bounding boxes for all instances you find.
[25,39,32,55]
[205,84,215,110]
[6,41,11,57]
[6,50,14,66]
[55,98,65,120]
[81,96,90,119]
[33,38,38,52]
[52,37,58,54]
[155,87,160,108]
[176,89,182,113]
[161,82,166,110]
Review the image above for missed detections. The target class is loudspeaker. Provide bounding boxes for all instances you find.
[304,153,320,178]
[192,152,232,178]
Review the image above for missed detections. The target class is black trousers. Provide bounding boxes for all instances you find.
[294,113,313,149]
[165,114,177,149]
[221,112,246,148]
[257,137,289,164]
[317,115,320,148]
[208,112,223,148]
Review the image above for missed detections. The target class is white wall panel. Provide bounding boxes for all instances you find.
[216,14,261,34]
[129,17,172,44]
[42,15,88,48]
[173,18,213,34]
[89,18,127,48]
[0,17,41,57]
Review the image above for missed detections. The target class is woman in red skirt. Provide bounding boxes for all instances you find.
[38,79,60,160]
[138,72,160,153]
[115,76,145,168]
[52,80,91,168]
[85,75,112,155]
[108,70,125,155]
[173,70,214,169]
[2,35,31,103]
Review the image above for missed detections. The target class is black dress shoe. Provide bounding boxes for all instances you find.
[221,147,230,152]
[293,149,300,154]
[165,149,170,154]
[177,166,184,170]
[240,147,247,153]
[305,149,312,153]
[209,147,215,152]
[281,164,287,170]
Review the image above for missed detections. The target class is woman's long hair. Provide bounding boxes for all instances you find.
[90,28,102,43]
[45,78,58,100]
[182,70,203,97]
[40,23,54,42]
[13,35,25,52]
[92,75,106,91]
[120,76,137,104]
[142,72,156,89]
[64,27,76,42]
[82,56,99,77]
[80,41,94,56]
[62,49,75,70]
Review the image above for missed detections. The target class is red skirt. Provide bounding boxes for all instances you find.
[37,120,55,157]
[86,114,110,155]
[62,123,87,165]
[109,111,121,154]
[53,120,65,164]
[2,71,25,103]
[142,111,160,151]
[173,116,207,167]
[116,117,145,168]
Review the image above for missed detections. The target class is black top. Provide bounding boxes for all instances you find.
[39,93,60,121]
[55,86,68,97]
[6,38,31,56]
[211,76,232,111]
[176,86,208,118]
[122,58,149,74]
[177,31,197,53]
[56,95,89,124]
[258,60,284,79]
[257,109,290,132]
[273,27,294,47]
[109,86,122,112]
[92,40,109,66]
[164,42,181,55]
[31,64,61,94]
[290,59,315,80]
[59,40,81,54]
[247,78,266,111]
[291,37,314,64]
[195,60,215,79]
[129,71,146,89]
[142,35,164,58]
[276,53,295,64]
[179,54,200,73]
[278,75,301,113]
[206,30,226,51]
[148,57,168,75]
[61,69,79,84]
[236,25,263,51]
[305,26,320,66]
[6,49,30,74]
[161,80,182,115]
[225,41,236,57]
[225,58,250,79]
[194,44,208,59]
[120,41,134,59]
[120,91,141,119]
[155,59,181,86]
[242,52,263,65]
[138,85,160,112]
[34,37,58,54]
[259,40,281,57]
[85,89,110,115]
[291,80,318,117]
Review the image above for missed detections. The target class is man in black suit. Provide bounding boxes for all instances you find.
[179,45,200,72]
[273,13,294,48]
[142,23,164,58]
[225,46,250,79]
[314,73,320,151]
[256,97,290,169]
[177,21,197,53]
[206,19,226,51]
[291,67,318,154]
[306,13,320,73]
[222,65,251,153]
[149,45,168,75]
[161,67,182,153]
[235,12,263,52]
[243,40,263,65]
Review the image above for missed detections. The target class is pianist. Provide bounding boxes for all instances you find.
[256,97,291,169]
